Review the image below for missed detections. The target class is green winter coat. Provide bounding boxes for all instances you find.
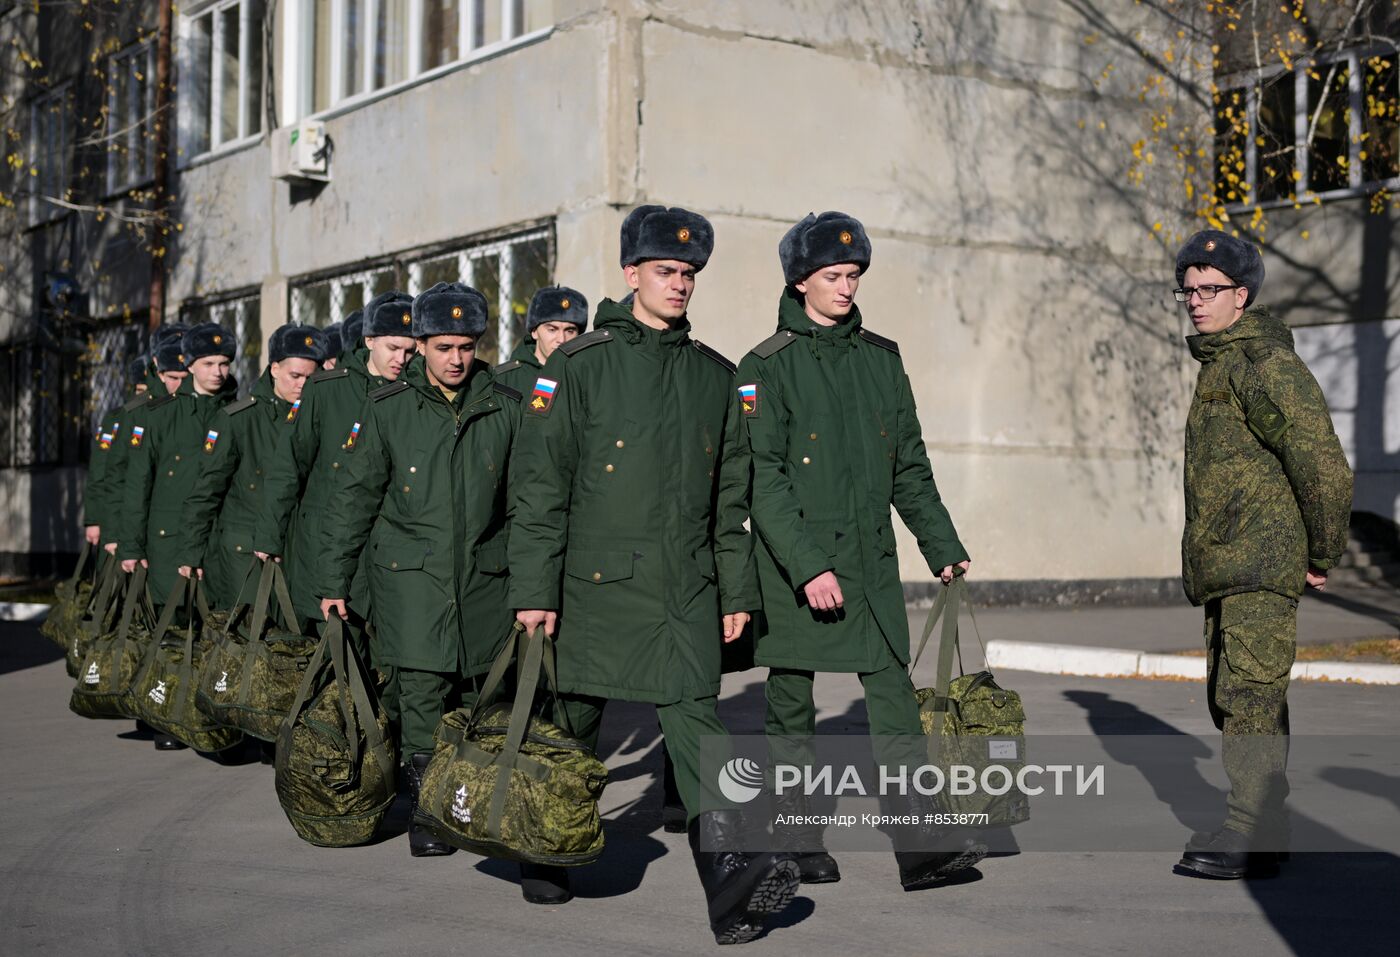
[493,338,542,395]
[1183,308,1353,605]
[117,375,238,603]
[85,372,163,542]
[83,407,122,530]
[737,290,969,672]
[507,299,758,705]
[322,356,521,675]
[254,348,387,623]
[176,368,295,609]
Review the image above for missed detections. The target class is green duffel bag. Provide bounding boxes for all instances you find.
[415,624,609,866]
[913,576,1030,828]
[131,576,244,753]
[69,564,157,720]
[275,616,396,847]
[196,560,317,742]
[41,541,99,653]
[62,551,123,679]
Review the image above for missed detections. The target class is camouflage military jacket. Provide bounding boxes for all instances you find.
[1182,308,1352,605]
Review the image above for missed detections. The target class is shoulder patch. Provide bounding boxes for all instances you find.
[371,380,411,402]
[751,329,798,360]
[493,382,523,402]
[223,396,258,416]
[494,359,523,374]
[308,367,350,384]
[557,329,613,357]
[857,328,900,356]
[121,394,151,412]
[692,339,737,374]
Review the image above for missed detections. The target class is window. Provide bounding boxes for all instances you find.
[0,341,85,468]
[106,42,157,194]
[29,85,72,224]
[1217,48,1400,207]
[181,292,263,395]
[294,0,551,118]
[289,225,551,365]
[85,320,149,441]
[184,0,265,158]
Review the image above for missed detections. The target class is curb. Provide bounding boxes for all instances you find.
[984,639,1400,686]
[0,602,51,622]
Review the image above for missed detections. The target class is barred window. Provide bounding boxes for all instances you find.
[0,341,86,468]
[28,85,73,225]
[181,291,263,395]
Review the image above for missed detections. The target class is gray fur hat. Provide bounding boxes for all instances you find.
[619,205,714,271]
[412,282,489,338]
[779,211,872,285]
[1175,230,1265,307]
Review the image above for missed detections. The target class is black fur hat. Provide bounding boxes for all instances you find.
[269,323,329,363]
[364,291,416,337]
[321,322,343,359]
[341,309,365,351]
[1175,230,1265,307]
[154,340,187,372]
[526,286,588,333]
[412,282,489,338]
[619,205,714,270]
[152,322,189,350]
[779,211,872,285]
[181,322,236,363]
[127,355,150,381]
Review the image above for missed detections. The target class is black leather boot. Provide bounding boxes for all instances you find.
[520,862,573,904]
[406,752,455,858]
[661,749,686,834]
[771,790,840,884]
[894,828,987,891]
[1190,827,1287,872]
[152,733,187,751]
[689,810,800,945]
[1176,827,1260,879]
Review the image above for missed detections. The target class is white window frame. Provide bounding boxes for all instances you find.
[1222,45,1400,211]
[178,0,266,164]
[28,84,72,225]
[284,0,551,123]
[105,40,158,195]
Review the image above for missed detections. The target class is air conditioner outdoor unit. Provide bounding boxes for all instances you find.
[271,120,331,182]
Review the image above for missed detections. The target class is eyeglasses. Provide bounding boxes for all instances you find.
[1173,284,1240,303]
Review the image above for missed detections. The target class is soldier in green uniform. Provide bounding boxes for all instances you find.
[1171,231,1352,879]
[493,286,587,394]
[321,321,344,370]
[510,205,800,943]
[319,282,521,858]
[84,356,153,549]
[175,324,328,608]
[737,212,984,891]
[339,309,365,361]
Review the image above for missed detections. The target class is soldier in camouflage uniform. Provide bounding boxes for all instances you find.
[492,286,587,394]
[1172,230,1352,880]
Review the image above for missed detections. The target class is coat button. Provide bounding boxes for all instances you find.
[174,454,181,461]
[605,464,615,473]
[410,466,417,473]
[487,463,495,471]
[403,485,411,493]
[888,452,896,460]
[802,456,811,465]
[391,561,399,569]
[880,430,888,437]
[810,433,818,440]
[332,462,340,469]
[705,447,713,455]
[167,470,174,476]
[615,439,624,448]
[592,572,602,581]
[235,545,243,552]
[248,483,256,490]
[158,529,166,536]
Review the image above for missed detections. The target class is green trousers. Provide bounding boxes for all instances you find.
[392,667,480,759]
[1205,590,1295,840]
[556,693,729,825]
[765,650,924,739]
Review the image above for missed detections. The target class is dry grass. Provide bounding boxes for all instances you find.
[1175,636,1400,665]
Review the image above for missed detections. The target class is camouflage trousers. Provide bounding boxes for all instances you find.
[1204,590,1296,842]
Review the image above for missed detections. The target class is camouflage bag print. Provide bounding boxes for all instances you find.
[912,577,1030,827]
[69,564,157,720]
[63,552,123,679]
[132,577,244,753]
[41,541,98,652]
[415,624,609,866]
[197,560,317,742]
[275,616,396,847]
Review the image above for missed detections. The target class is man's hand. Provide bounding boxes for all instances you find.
[254,551,281,563]
[321,598,348,621]
[177,565,204,580]
[84,525,101,546]
[1305,567,1328,591]
[803,571,843,612]
[120,558,148,573]
[104,542,118,555]
[939,560,971,584]
[722,611,750,644]
[516,609,558,637]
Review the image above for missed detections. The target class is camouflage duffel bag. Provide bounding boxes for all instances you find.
[913,577,1030,827]
[275,616,396,846]
[415,624,609,866]
[40,541,99,653]
[196,560,317,742]
[70,564,158,720]
[131,577,244,753]
[62,551,124,679]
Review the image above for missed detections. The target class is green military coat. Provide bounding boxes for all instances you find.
[254,348,387,623]
[322,356,521,675]
[493,338,542,395]
[83,407,122,531]
[176,369,294,609]
[507,299,758,705]
[736,291,969,673]
[1183,308,1352,605]
[84,372,163,543]
[117,375,238,603]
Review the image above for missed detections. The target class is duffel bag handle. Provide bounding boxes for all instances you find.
[248,559,300,643]
[86,551,126,634]
[910,577,989,714]
[66,540,94,591]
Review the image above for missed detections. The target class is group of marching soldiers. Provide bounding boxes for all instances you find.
[81,205,984,945]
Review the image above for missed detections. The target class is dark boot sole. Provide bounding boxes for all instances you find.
[800,871,841,885]
[410,844,457,858]
[662,806,686,834]
[714,858,801,946]
[1173,857,1246,880]
[900,844,988,891]
[522,889,574,905]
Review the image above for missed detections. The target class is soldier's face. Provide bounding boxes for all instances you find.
[270,357,319,404]
[626,260,696,323]
[188,355,231,395]
[419,335,476,388]
[365,335,417,381]
[796,264,862,324]
[1182,265,1248,335]
[158,369,187,394]
[534,321,581,362]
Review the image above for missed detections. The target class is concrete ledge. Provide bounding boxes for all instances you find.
[986,639,1400,685]
[0,602,50,622]
[905,577,1186,608]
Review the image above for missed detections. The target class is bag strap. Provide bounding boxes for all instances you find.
[168,578,204,720]
[110,563,150,667]
[86,552,124,631]
[486,625,548,841]
[67,540,93,589]
[335,620,396,789]
[910,577,973,716]
[248,560,299,639]
[466,623,526,730]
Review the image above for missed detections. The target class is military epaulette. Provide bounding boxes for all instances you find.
[750,329,798,359]
[121,394,151,412]
[146,394,176,411]
[308,367,350,384]
[1240,338,1288,366]
[857,328,900,356]
[557,328,613,357]
[493,382,523,402]
[223,396,258,415]
[494,359,523,374]
[371,380,411,402]
[692,339,736,374]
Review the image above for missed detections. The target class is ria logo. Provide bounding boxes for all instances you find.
[717,757,764,804]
